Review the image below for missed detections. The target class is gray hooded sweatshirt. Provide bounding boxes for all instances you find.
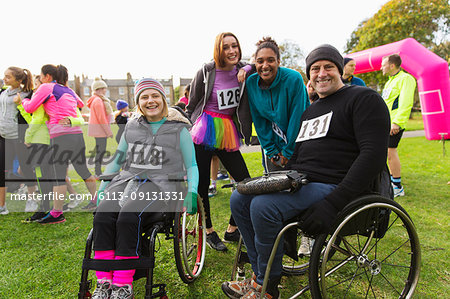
[0,88,28,139]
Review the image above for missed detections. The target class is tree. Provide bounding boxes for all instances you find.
[279,40,308,83]
[345,0,449,89]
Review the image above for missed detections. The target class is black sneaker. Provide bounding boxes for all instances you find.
[224,229,241,243]
[206,231,227,251]
[38,213,66,224]
[22,211,47,223]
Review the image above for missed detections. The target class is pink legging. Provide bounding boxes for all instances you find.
[94,250,139,286]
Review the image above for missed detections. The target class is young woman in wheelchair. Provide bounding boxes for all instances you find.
[221,44,391,299]
[90,78,198,299]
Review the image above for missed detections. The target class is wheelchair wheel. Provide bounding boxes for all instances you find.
[173,198,206,284]
[309,195,421,299]
[281,228,310,276]
[237,171,293,195]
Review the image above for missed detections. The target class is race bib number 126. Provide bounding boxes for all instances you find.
[296,111,333,142]
[217,87,240,110]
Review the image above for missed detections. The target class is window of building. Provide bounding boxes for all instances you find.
[119,87,125,95]
[84,87,90,96]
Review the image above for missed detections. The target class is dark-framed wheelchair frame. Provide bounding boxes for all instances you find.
[78,200,207,299]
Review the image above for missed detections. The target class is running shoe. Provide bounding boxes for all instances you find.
[110,284,133,299]
[82,200,97,210]
[298,236,312,257]
[22,211,47,223]
[0,205,9,215]
[224,229,241,243]
[217,173,229,180]
[208,185,217,197]
[393,185,405,197]
[91,280,112,299]
[206,231,227,252]
[68,196,83,209]
[25,199,39,212]
[38,213,66,224]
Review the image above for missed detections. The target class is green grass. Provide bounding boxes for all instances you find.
[405,111,424,131]
[0,138,448,298]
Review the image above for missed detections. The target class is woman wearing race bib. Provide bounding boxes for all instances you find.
[245,37,309,171]
[90,78,199,299]
[186,32,253,252]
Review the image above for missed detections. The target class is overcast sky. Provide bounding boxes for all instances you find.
[1,0,389,84]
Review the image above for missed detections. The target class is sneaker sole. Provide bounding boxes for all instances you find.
[221,283,243,299]
[40,219,66,225]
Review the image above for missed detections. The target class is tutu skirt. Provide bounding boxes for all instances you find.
[190,111,242,152]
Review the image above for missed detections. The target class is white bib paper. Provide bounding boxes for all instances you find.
[296,111,333,142]
[129,143,163,169]
[217,87,240,110]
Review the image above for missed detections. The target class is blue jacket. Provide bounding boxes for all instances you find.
[246,67,309,159]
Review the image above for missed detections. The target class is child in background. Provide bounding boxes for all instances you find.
[87,78,113,178]
[0,67,34,215]
[114,99,129,144]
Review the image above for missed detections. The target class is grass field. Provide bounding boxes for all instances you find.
[0,127,448,297]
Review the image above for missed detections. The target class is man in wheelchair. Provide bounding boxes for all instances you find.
[222,44,391,299]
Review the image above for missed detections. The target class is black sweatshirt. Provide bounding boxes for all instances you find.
[287,85,390,210]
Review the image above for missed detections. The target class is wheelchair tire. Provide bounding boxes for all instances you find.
[173,198,206,284]
[237,171,293,195]
[308,195,421,299]
[281,228,310,276]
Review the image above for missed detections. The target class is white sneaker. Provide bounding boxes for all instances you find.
[25,199,39,212]
[393,185,405,197]
[68,197,83,209]
[0,205,9,215]
[298,235,312,256]
[17,184,28,195]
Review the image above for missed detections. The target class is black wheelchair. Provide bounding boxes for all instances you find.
[78,195,207,299]
[231,171,421,298]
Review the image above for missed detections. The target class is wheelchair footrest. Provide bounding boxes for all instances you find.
[146,283,167,298]
[82,257,155,271]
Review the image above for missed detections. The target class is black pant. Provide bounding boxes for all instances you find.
[94,137,107,176]
[50,134,92,185]
[93,180,176,256]
[0,137,36,188]
[194,145,250,229]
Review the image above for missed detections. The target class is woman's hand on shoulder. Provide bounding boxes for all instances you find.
[237,69,247,83]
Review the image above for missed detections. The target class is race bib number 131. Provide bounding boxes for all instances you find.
[296,111,333,142]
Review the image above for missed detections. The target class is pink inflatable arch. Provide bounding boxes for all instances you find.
[346,38,450,140]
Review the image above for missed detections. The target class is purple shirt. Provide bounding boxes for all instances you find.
[204,67,240,116]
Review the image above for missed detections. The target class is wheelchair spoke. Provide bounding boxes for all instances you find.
[378,270,403,296]
[380,238,411,264]
[362,266,377,299]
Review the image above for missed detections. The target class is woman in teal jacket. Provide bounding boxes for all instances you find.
[246,37,309,170]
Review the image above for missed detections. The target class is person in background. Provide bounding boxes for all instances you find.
[381,53,416,197]
[186,32,253,251]
[178,84,190,107]
[0,66,34,215]
[114,99,129,144]
[22,64,97,224]
[341,57,366,86]
[87,77,113,178]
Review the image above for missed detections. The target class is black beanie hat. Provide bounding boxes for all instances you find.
[305,44,344,79]
[343,57,354,66]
